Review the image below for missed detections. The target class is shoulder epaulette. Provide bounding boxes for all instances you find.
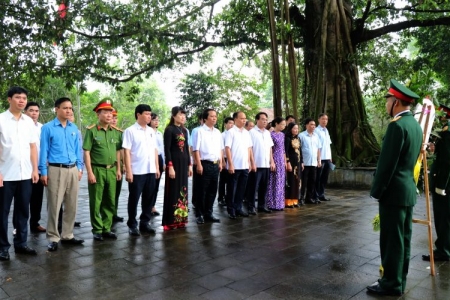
[390,116,402,123]
[110,125,123,132]
[443,125,449,132]
[87,124,96,129]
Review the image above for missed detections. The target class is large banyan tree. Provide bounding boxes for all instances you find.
[2,0,450,166]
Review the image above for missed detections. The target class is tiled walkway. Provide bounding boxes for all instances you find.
[0,174,448,299]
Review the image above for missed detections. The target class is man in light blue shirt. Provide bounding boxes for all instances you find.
[40,97,84,252]
[315,113,333,201]
[299,117,322,204]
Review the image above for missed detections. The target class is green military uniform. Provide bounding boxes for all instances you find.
[370,80,422,295]
[429,110,450,259]
[83,100,123,235]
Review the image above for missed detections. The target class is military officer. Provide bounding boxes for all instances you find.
[422,104,450,262]
[83,99,123,241]
[367,79,422,296]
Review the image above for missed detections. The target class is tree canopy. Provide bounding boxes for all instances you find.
[3,0,450,165]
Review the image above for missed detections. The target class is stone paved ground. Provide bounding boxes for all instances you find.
[0,174,449,300]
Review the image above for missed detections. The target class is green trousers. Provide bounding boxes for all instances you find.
[432,191,450,258]
[88,166,117,233]
[379,203,413,294]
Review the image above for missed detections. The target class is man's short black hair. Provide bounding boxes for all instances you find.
[304,117,314,126]
[7,86,28,98]
[285,114,295,121]
[256,112,268,120]
[25,101,40,110]
[55,97,72,108]
[135,104,152,120]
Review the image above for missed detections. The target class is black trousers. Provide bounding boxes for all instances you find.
[194,161,220,217]
[191,164,199,209]
[150,155,164,209]
[29,177,45,228]
[315,159,331,199]
[226,169,249,215]
[246,168,270,209]
[218,159,228,201]
[0,180,32,251]
[301,166,317,201]
[127,173,155,228]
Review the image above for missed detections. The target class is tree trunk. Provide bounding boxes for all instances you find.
[304,0,380,166]
[267,0,282,117]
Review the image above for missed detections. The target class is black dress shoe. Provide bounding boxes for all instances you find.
[204,215,221,223]
[258,207,272,213]
[366,283,402,296]
[319,197,331,201]
[61,238,84,245]
[129,228,141,236]
[93,233,104,241]
[47,242,58,252]
[15,246,37,255]
[228,214,237,220]
[113,216,124,223]
[0,250,10,261]
[102,232,117,239]
[422,254,450,261]
[218,200,227,207]
[196,216,205,224]
[305,199,317,204]
[151,211,160,216]
[248,208,257,215]
[236,211,249,217]
[74,222,81,227]
[315,199,321,204]
[298,200,305,206]
[139,224,156,234]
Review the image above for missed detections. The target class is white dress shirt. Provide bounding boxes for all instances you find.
[192,124,223,161]
[155,130,165,165]
[249,126,273,168]
[122,123,157,175]
[0,110,37,181]
[299,130,321,167]
[225,126,253,169]
[315,125,332,160]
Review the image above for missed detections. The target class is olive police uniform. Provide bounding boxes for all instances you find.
[370,80,422,295]
[427,105,450,260]
[83,100,123,235]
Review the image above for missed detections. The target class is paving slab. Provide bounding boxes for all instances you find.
[0,174,448,299]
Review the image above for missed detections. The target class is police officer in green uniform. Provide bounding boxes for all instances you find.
[367,79,422,296]
[422,104,450,262]
[83,99,123,241]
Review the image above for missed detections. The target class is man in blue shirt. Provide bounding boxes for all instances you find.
[299,117,322,204]
[39,97,84,252]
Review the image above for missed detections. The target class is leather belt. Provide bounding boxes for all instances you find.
[92,163,115,169]
[48,163,76,168]
[201,160,218,165]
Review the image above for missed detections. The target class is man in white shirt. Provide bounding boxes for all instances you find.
[123,104,160,236]
[190,114,203,210]
[149,113,164,216]
[225,112,255,219]
[218,117,234,206]
[247,112,275,214]
[192,109,223,224]
[299,117,322,205]
[24,102,46,233]
[0,87,39,261]
[315,113,332,201]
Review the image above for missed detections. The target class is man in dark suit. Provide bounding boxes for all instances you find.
[422,104,450,262]
[367,79,422,296]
